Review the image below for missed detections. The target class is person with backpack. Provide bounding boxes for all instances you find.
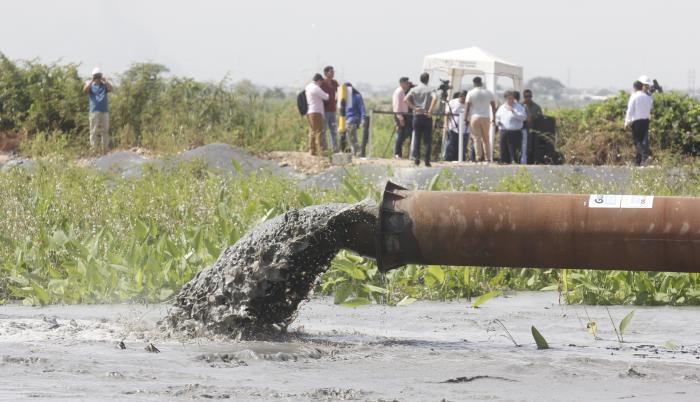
[305,74,329,156]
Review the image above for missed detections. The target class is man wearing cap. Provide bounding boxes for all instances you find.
[82,67,113,153]
[624,80,653,166]
[392,77,412,158]
[465,77,497,162]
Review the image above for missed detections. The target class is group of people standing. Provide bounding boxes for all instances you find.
[304,66,368,156]
[391,75,542,165]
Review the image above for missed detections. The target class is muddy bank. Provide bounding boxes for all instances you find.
[164,202,376,339]
[1,293,699,401]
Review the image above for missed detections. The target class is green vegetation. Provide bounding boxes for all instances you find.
[554,91,700,165]
[1,164,698,307]
[1,56,699,308]
[4,55,700,168]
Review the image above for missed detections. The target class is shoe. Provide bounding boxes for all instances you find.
[414,159,420,166]
[425,162,432,167]
[394,155,401,159]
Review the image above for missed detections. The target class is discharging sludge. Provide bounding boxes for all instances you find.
[166,181,700,338]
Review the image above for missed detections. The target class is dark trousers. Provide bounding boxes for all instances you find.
[500,129,522,164]
[631,119,650,165]
[411,114,432,164]
[445,130,469,161]
[360,116,371,157]
[393,115,412,157]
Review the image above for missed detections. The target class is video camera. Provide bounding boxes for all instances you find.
[437,79,451,101]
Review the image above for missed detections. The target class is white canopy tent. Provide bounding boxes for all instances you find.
[422,46,524,94]
[422,47,524,162]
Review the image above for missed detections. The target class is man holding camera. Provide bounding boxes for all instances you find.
[82,67,113,153]
[465,77,496,162]
[405,72,438,167]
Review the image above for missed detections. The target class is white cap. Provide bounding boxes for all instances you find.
[91,67,102,76]
[638,75,652,86]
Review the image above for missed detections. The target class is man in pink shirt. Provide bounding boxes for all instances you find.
[392,77,411,158]
[305,74,329,156]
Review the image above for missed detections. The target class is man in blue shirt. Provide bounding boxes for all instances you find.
[343,83,367,156]
[82,67,113,153]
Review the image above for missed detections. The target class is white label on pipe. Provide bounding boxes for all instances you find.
[588,194,654,209]
[589,194,621,208]
[621,195,654,209]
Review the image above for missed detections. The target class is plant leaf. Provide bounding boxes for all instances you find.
[362,284,389,294]
[473,290,502,308]
[341,297,370,308]
[531,326,549,350]
[396,296,417,306]
[619,310,635,336]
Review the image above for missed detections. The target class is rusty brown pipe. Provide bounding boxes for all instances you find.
[374,181,700,273]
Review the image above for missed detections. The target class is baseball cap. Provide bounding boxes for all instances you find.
[91,67,102,76]
[638,75,652,86]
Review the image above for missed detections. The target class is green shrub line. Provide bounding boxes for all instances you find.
[1,164,698,306]
[3,54,700,166]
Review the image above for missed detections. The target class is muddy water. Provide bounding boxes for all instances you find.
[1,293,699,401]
[165,202,376,339]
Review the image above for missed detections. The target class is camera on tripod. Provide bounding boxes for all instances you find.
[437,79,451,101]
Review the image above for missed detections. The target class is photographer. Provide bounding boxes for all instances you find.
[82,67,113,153]
[405,72,438,167]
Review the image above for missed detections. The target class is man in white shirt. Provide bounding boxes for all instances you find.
[392,77,412,158]
[624,80,654,166]
[443,91,469,161]
[465,77,496,162]
[495,91,528,164]
[305,74,329,156]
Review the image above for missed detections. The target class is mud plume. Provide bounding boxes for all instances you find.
[164,202,377,339]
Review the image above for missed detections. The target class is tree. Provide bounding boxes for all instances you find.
[111,63,169,146]
[525,77,566,99]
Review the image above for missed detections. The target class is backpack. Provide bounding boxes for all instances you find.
[296,90,308,116]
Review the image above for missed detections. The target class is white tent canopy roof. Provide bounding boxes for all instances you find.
[423,46,523,79]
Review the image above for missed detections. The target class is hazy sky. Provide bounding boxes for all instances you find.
[1,0,697,90]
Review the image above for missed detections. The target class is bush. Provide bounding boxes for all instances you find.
[554,91,700,164]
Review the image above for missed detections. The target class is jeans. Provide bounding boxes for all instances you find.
[411,114,432,165]
[521,128,528,164]
[360,116,370,157]
[445,130,469,161]
[347,122,361,155]
[631,119,651,165]
[323,112,339,152]
[500,129,522,164]
[394,115,412,157]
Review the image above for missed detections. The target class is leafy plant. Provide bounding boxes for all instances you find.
[531,326,549,349]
